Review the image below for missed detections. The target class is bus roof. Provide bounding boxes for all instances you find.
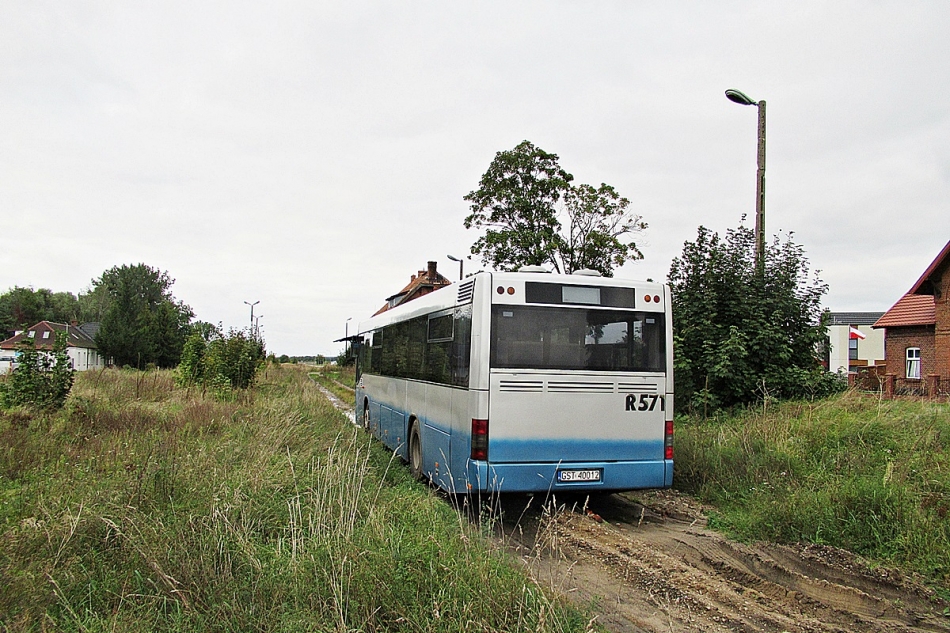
[357,270,668,335]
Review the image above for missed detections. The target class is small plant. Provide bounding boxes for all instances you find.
[0,332,74,410]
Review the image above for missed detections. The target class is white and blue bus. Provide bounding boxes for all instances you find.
[354,269,673,495]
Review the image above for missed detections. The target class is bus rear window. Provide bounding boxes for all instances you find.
[490,306,665,372]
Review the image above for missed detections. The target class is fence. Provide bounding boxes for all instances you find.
[850,367,946,398]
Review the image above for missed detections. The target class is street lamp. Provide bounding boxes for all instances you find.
[447,254,465,281]
[725,88,766,272]
[344,317,353,361]
[244,300,260,329]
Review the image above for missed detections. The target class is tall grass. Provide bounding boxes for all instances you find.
[0,366,589,632]
[674,391,950,588]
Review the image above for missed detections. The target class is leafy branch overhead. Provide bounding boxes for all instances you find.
[464,140,647,276]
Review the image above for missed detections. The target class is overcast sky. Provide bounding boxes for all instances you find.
[3,2,949,355]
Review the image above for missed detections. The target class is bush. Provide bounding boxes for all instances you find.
[176,326,265,392]
[668,224,845,412]
[0,333,74,410]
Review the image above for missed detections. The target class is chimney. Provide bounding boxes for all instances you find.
[70,320,78,327]
[427,261,437,280]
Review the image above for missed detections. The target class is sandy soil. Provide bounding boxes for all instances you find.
[494,490,950,633]
[318,384,950,632]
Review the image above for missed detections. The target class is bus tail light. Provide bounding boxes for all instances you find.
[471,418,489,460]
[664,419,674,460]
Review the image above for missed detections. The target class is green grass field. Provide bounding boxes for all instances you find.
[0,365,589,632]
[674,391,950,591]
[5,363,949,629]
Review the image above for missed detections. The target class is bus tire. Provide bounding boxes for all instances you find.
[362,400,371,430]
[409,423,424,481]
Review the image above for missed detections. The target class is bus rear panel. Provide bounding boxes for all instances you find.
[355,270,673,495]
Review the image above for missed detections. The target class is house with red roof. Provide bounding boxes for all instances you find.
[0,321,107,374]
[873,240,950,394]
[373,261,452,316]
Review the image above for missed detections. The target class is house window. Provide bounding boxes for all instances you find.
[848,337,858,360]
[42,331,50,339]
[906,347,921,379]
[28,331,35,338]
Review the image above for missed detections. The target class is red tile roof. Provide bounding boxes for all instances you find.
[873,240,949,329]
[873,294,935,328]
[374,261,452,316]
[909,240,950,294]
[0,321,98,350]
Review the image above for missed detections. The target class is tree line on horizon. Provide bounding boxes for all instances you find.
[0,264,193,369]
[0,264,264,373]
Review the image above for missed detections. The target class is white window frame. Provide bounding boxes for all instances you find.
[906,347,921,380]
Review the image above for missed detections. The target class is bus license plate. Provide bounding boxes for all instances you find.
[557,469,602,483]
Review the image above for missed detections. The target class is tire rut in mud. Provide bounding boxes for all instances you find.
[493,490,950,633]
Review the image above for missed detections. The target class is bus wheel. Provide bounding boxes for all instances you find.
[362,402,371,430]
[409,424,424,481]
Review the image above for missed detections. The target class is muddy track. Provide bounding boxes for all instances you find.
[496,490,950,632]
[318,387,949,632]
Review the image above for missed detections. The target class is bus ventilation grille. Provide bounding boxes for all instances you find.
[618,383,658,393]
[548,381,614,393]
[499,380,543,392]
[457,280,475,304]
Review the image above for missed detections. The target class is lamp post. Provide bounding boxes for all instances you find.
[447,254,465,281]
[244,300,260,330]
[725,88,766,273]
[345,317,352,360]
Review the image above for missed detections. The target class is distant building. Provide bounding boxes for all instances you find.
[374,261,452,316]
[825,312,885,374]
[873,240,950,392]
[0,321,107,374]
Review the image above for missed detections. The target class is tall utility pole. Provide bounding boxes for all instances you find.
[244,300,259,332]
[725,88,766,273]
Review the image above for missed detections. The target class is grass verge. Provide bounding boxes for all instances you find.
[0,365,590,632]
[674,390,950,590]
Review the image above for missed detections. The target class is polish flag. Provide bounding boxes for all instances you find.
[849,326,866,340]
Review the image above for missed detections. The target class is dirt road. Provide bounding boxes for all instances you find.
[496,490,950,632]
[317,382,950,632]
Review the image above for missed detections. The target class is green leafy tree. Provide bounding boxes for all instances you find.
[0,333,75,410]
[0,287,81,333]
[558,183,647,275]
[668,223,844,412]
[76,283,113,323]
[93,264,194,368]
[463,140,647,276]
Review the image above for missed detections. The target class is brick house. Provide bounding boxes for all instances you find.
[0,321,107,374]
[873,240,950,393]
[374,261,452,316]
